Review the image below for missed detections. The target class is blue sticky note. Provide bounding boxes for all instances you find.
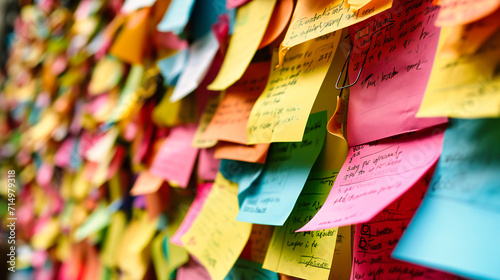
[225,259,278,280]
[157,0,197,34]
[190,0,227,40]
[157,49,188,86]
[393,118,500,280]
[236,111,327,226]
[219,159,264,205]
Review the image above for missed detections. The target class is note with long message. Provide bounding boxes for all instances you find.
[181,173,252,280]
[435,0,500,26]
[417,27,500,118]
[203,62,270,144]
[282,0,392,48]
[347,0,447,146]
[263,170,339,279]
[393,118,500,280]
[207,0,276,90]
[350,174,454,280]
[300,127,445,231]
[237,111,326,225]
[150,125,199,188]
[171,183,213,246]
[247,33,340,144]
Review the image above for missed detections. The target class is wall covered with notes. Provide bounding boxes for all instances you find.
[0,0,499,279]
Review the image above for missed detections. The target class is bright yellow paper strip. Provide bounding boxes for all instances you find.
[247,32,341,144]
[181,173,252,280]
[207,0,276,91]
[282,0,392,48]
[417,28,500,118]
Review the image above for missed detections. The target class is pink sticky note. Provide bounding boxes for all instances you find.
[54,138,75,169]
[176,258,211,280]
[299,127,445,231]
[347,0,447,146]
[171,183,213,246]
[36,162,53,188]
[197,148,220,181]
[350,175,456,280]
[227,0,251,9]
[150,124,199,188]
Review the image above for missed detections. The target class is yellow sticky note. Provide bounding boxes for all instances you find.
[417,27,500,118]
[207,0,276,90]
[282,0,392,48]
[181,173,252,280]
[263,170,339,280]
[88,56,124,95]
[31,218,60,250]
[330,226,353,280]
[247,32,341,144]
[151,230,189,280]
[192,96,220,148]
[108,65,145,124]
[101,211,127,267]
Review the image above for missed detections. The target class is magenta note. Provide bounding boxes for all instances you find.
[347,0,447,146]
[299,127,445,231]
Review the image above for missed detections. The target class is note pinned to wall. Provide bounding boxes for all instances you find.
[237,111,327,225]
[281,0,392,48]
[214,142,270,164]
[157,50,188,86]
[435,0,500,26]
[393,118,500,280]
[192,96,220,148]
[350,175,454,280]
[300,127,445,231]
[417,27,500,118]
[121,0,156,14]
[247,33,341,144]
[203,62,270,144]
[130,171,164,196]
[170,32,219,102]
[109,8,150,64]
[259,0,294,49]
[181,173,252,280]
[263,170,339,279]
[157,0,196,34]
[207,0,276,91]
[219,159,265,204]
[150,125,199,188]
[107,65,145,124]
[347,0,447,146]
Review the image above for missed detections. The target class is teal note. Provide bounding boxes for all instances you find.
[236,111,327,225]
[190,0,227,40]
[225,259,278,280]
[157,49,188,86]
[393,118,500,280]
[219,159,264,205]
[157,0,197,34]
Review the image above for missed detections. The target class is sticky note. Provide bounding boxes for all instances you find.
[171,182,213,246]
[225,259,278,280]
[247,33,341,144]
[282,0,392,48]
[150,125,199,188]
[121,0,156,14]
[346,0,447,146]
[227,0,251,9]
[157,49,188,86]
[219,159,265,204]
[435,0,500,26]
[88,56,124,95]
[263,170,339,279]
[214,142,270,164]
[177,258,211,280]
[157,0,196,34]
[197,148,220,181]
[181,173,252,280]
[107,65,145,124]
[190,0,227,40]
[417,26,500,118]
[300,127,445,231]
[152,230,189,280]
[207,0,276,90]
[393,118,500,280]
[109,8,150,64]
[130,171,164,196]
[331,226,352,280]
[237,111,327,225]
[101,211,127,267]
[170,32,219,102]
[351,175,454,280]
[242,224,275,264]
[203,62,270,144]
[259,0,294,49]
[192,96,220,148]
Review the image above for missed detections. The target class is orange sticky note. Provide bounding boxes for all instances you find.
[109,8,150,64]
[130,171,164,196]
[435,0,500,26]
[214,142,270,164]
[202,62,270,145]
[259,0,294,49]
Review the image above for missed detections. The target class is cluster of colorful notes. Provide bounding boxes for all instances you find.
[1,0,499,279]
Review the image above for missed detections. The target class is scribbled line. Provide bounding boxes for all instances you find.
[360,144,398,159]
[298,255,330,269]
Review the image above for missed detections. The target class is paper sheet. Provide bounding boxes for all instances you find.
[237,111,327,225]
[130,171,164,196]
[393,118,500,280]
[207,0,276,90]
[157,0,196,34]
[121,0,156,14]
[282,0,392,48]
[150,125,199,188]
[247,33,341,144]
[263,170,339,279]
[347,0,447,146]
[300,127,445,231]
[203,62,270,144]
[109,8,149,64]
[170,32,219,102]
[259,0,294,49]
[225,259,278,280]
[181,173,252,280]
[417,26,500,118]
[157,50,188,86]
[214,142,270,164]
